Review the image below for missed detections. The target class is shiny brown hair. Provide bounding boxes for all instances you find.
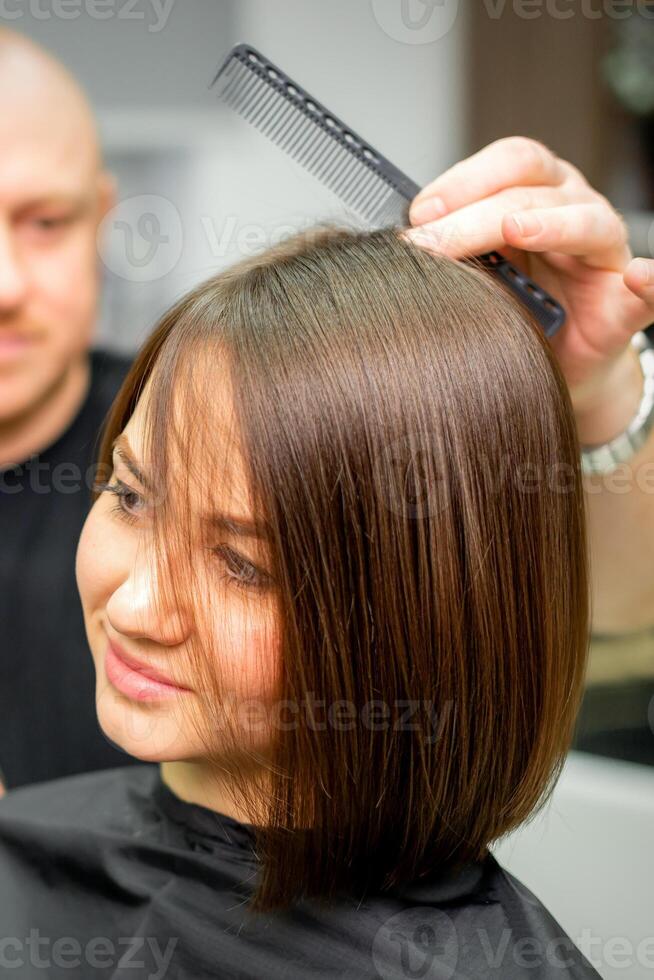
[93,225,589,913]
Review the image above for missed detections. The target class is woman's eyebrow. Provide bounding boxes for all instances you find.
[111,434,153,491]
[112,433,268,539]
[207,513,269,540]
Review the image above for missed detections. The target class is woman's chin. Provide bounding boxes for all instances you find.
[95,686,191,762]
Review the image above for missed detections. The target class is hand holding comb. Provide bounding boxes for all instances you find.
[211,43,565,339]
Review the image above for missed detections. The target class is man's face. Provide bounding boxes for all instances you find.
[0,93,113,422]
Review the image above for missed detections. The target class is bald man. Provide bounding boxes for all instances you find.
[0,30,139,789]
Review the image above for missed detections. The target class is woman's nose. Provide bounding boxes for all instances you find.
[105,550,192,647]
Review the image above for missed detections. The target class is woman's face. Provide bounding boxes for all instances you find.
[75,370,280,764]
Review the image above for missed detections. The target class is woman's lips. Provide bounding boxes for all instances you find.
[104,639,192,702]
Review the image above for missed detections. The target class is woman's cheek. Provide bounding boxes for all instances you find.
[214,602,280,702]
[75,499,118,614]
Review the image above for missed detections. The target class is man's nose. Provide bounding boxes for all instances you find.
[0,223,28,312]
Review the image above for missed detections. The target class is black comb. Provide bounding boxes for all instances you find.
[211,43,565,339]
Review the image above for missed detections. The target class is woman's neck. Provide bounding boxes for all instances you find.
[159,759,263,825]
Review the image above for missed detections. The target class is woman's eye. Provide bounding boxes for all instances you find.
[94,479,270,591]
[212,544,270,592]
[94,479,146,525]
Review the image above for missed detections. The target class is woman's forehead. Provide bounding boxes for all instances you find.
[120,364,254,515]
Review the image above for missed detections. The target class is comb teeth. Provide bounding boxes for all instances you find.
[213,49,414,227]
[211,44,566,338]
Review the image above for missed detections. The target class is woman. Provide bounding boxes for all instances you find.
[0,226,599,979]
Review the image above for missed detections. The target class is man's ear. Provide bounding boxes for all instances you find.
[95,170,116,223]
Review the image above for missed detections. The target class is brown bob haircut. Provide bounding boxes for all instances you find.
[93,225,590,913]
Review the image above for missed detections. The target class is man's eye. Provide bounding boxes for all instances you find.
[32,217,69,229]
[21,215,73,234]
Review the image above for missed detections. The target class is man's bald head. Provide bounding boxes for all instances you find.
[0,28,115,437]
[0,28,102,174]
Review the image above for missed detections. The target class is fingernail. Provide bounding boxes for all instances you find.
[511,212,543,237]
[410,196,448,224]
[404,228,437,248]
[632,257,651,285]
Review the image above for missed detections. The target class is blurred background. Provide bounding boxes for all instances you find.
[8,2,654,974]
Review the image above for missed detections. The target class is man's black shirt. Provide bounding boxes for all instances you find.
[0,347,139,789]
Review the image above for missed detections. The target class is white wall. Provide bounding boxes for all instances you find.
[234,0,468,189]
[494,752,654,980]
[7,1,236,107]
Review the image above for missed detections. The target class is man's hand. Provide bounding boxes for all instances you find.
[404,136,654,442]
[405,136,654,632]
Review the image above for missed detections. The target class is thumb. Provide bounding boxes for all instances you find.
[622,258,654,332]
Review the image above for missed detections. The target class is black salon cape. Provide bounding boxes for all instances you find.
[0,765,601,979]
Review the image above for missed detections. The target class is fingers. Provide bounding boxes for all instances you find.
[624,257,654,295]
[405,199,630,271]
[403,185,579,259]
[622,258,654,332]
[409,137,569,224]
[502,204,631,271]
